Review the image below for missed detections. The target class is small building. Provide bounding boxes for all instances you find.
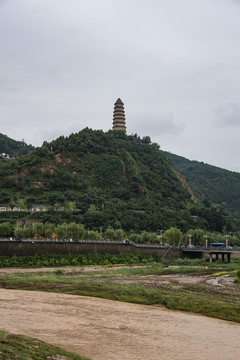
[0,153,10,159]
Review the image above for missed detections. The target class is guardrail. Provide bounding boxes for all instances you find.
[0,238,168,249]
[1,239,240,251]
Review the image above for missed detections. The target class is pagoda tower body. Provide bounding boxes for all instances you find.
[112,98,126,133]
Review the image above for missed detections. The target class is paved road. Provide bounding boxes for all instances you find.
[0,289,240,360]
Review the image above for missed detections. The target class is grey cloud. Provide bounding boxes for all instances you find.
[1,0,240,172]
[37,123,84,147]
[0,0,8,6]
[216,103,240,127]
[130,114,184,138]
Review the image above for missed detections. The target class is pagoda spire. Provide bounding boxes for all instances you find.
[112,98,126,133]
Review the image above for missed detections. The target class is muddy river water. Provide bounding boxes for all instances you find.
[0,289,240,360]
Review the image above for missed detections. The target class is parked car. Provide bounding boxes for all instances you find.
[15,237,23,242]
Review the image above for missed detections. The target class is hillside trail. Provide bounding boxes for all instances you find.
[1,289,240,360]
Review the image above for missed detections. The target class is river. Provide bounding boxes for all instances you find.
[0,289,240,359]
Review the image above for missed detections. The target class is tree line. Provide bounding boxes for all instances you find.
[1,221,240,246]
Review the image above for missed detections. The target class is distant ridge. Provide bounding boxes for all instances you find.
[0,133,34,157]
[164,151,240,218]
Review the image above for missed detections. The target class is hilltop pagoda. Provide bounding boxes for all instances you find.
[112,98,126,133]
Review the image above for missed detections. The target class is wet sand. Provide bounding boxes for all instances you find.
[0,289,240,360]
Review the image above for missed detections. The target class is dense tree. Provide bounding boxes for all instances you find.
[0,133,34,156]
[1,195,11,210]
[162,227,183,246]
[26,197,36,211]
[185,229,206,246]
[0,222,13,237]
[165,151,240,219]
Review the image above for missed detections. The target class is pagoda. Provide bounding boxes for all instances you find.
[112,98,126,133]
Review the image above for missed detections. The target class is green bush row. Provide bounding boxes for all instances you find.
[0,252,158,268]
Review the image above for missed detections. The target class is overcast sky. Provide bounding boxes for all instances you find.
[1,0,240,172]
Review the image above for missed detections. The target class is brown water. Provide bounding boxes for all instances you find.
[0,289,240,360]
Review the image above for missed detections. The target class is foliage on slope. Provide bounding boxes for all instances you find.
[164,151,240,218]
[0,129,192,207]
[0,331,89,360]
[0,133,34,157]
[0,129,238,233]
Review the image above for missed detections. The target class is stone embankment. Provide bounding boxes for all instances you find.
[0,240,181,259]
[1,240,240,260]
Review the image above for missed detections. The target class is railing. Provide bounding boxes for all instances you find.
[1,238,240,251]
[0,238,169,249]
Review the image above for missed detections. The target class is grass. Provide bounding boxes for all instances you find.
[97,262,213,277]
[170,279,179,284]
[234,269,240,283]
[0,330,90,360]
[54,268,64,275]
[212,270,237,276]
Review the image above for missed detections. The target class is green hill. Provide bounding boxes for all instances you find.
[0,133,34,157]
[0,128,237,233]
[0,129,193,204]
[164,151,240,218]
[0,129,196,231]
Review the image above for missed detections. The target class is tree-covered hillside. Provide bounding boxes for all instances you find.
[0,133,34,157]
[0,129,237,233]
[0,129,193,206]
[164,151,240,218]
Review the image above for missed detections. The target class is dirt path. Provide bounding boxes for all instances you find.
[1,289,240,360]
[0,266,95,274]
[0,265,138,275]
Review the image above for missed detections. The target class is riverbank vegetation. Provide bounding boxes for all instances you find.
[0,253,239,269]
[0,330,90,360]
[234,269,240,283]
[0,253,156,268]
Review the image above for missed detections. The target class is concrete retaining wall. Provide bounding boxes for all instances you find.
[0,241,182,260]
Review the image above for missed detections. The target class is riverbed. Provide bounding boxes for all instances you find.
[0,288,240,360]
